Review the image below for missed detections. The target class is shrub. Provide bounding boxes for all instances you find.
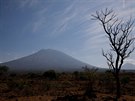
[43,70,56,80]
[100,70,115,93]
[82,66,98,98]
[0,65,9,76]
[73,71,79,80]
[121,76,130,87]
[26,72,40,79]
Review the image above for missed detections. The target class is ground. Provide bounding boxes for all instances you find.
[0,70,135,101]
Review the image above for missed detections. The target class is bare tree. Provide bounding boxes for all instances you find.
[92,8,135,99]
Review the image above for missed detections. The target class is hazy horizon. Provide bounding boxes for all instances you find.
[0,0,135,68]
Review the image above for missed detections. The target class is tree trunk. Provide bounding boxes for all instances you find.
[116,73,120,100]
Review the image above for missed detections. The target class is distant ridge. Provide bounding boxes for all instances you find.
[122,63,135,70]
[1,49,94,72]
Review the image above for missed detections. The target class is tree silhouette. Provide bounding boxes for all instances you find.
[92,8,135,99]
[0,65,9,76]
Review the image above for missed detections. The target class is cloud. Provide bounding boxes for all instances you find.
[51,12,76,35]
[19,0,135,60]
[32,17,46,33]
[32,13,47,33]
[18,0,39,8]
[22,5,48,33]
[50,1,77,35]
[75,0,135,67]
[80,19,108,52]
[48,1,98,36]
[83,0,135,48]
[29,1,76,34]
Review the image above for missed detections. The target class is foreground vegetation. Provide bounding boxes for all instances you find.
[0,66,135,101]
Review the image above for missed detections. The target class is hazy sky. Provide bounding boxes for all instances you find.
[0,0,135,67]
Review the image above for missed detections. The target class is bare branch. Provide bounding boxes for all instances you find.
[102,50,115,70]
[92,8,135,72]
[92,8,135,99]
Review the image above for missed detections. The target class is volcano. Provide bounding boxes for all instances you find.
[1,49,94,72]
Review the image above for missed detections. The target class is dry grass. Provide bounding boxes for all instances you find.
[0,71,135,101]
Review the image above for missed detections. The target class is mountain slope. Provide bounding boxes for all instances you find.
[122,63,135,70]
[1,49,92,72]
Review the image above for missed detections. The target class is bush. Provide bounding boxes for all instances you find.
[99,70,115,93]
[82,66,98,98]
[121,76,130,87]
[43,70,56,80]
[26,72,40,79]
[73,71,79,80]
[0,65,9,76]
[79,72,89,81]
